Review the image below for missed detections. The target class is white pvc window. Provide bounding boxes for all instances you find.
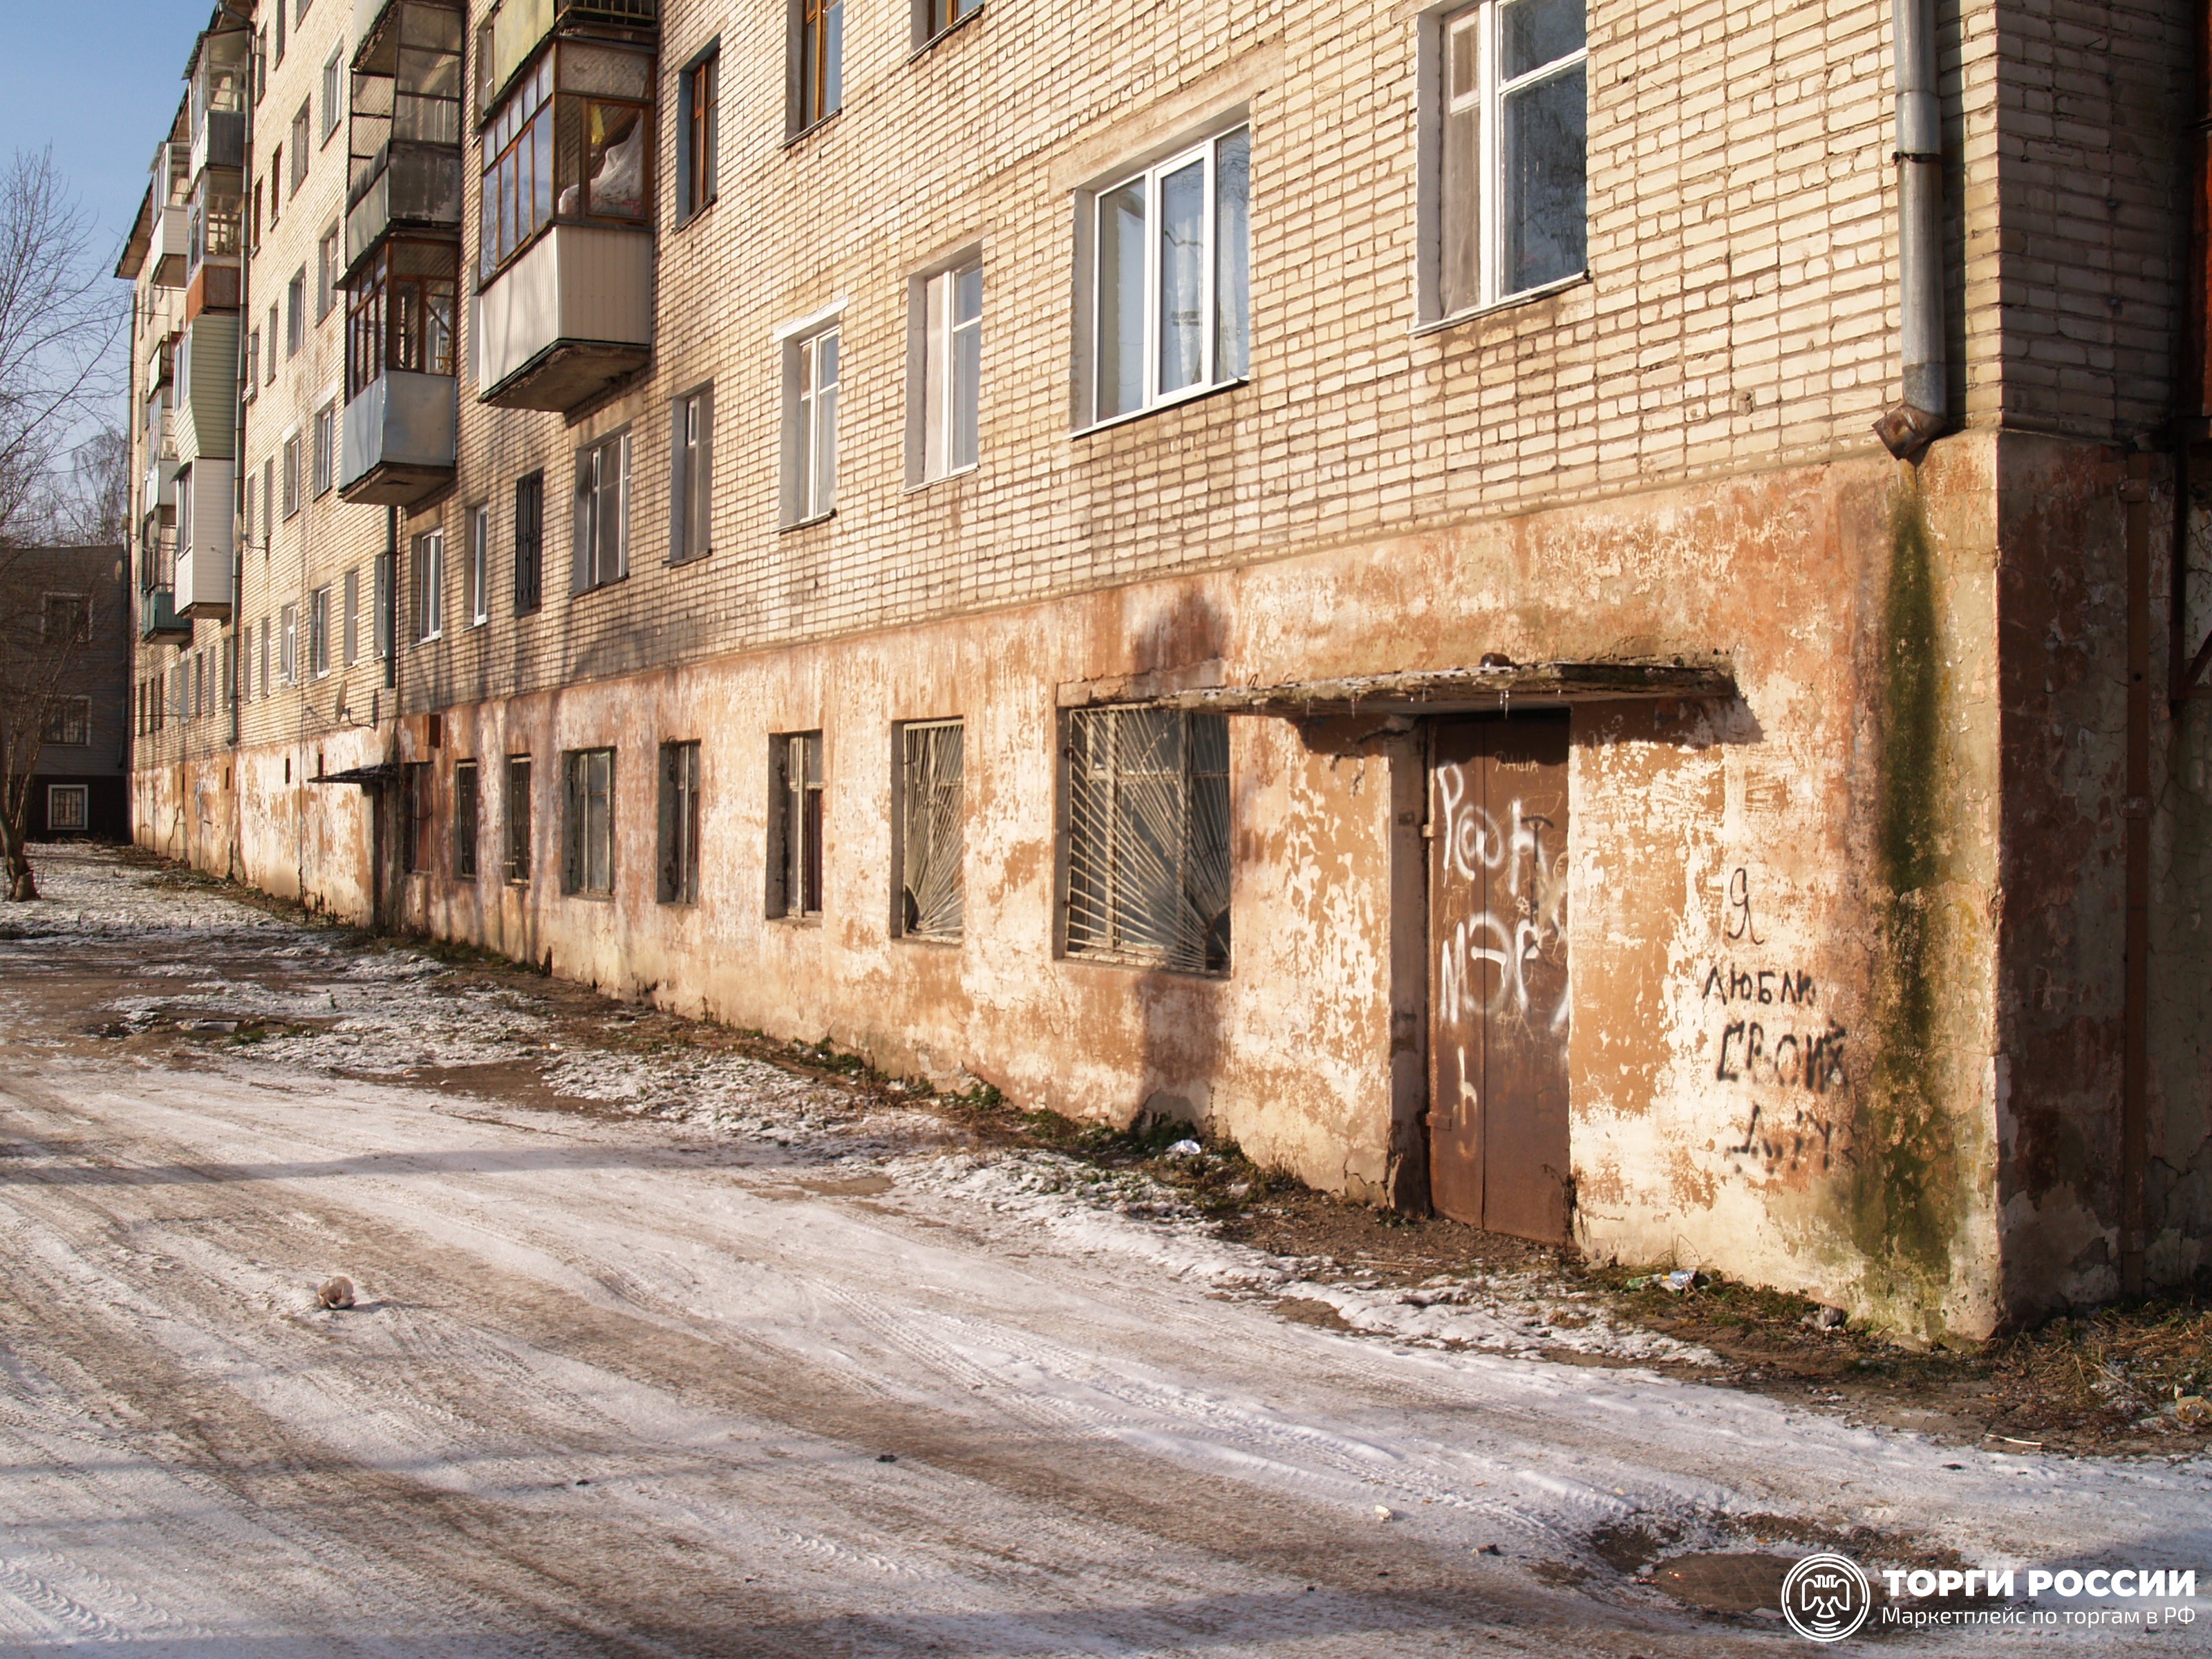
[786,328,838,525]
[414,529,444,641]
[1090,126,1248,427]
[468,503,490,624]
[1439,0,1587,316]
[921,262,980,480]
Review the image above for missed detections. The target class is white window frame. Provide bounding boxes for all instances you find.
[309,583,331,677]
[415,529,445,642]
[913,257,981,485]
[1082,126,1250,431]
[321,46,343,142]
[468,503,491,625]
[281,431,301,518]
[317,225,338,319]
[312,401,335,496]
[280,601,299,684]
[782,326,839,527]
[1423,0,1590,324]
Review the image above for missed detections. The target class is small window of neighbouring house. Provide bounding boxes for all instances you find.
[767,731,823,919]
[1062,707,1230,975]
[896,719,963,941]
[41,697,91,747]
[678,46,717,222]
[1433,0,1588,319]
[914,259,980,484]
[657,740,702,904]
[454,759,479,880]
[41,594,89,641]
[670,386,712,561]
[47,784,88,832]
[402,760,432,872]
[572,431,630,592]
[791,0,842,135]
[505,754,533,882]
[782,326,838,527]
[1085,126,1249,428]
[562,747,615,895]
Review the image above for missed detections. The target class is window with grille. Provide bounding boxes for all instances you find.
[657,740,702,904]
[1432,0,1587,319]
[1085,127,1249,427]
[896,720,963,941]
[402,761,432,872]
[562,747,615,895]
[767,731,823,918]
[505,755,532,882]
[46,785,88,832]
[1062,708,1230,974]
[572,431,629,592]
[792,0,842,134]
[514,470,543,613]
[454,760,479,880]
[671,386,712,562]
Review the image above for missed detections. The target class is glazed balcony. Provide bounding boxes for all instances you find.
[346,0,465,278]
[185,26,249,182]
[340,369,457,506]
[478,0,655,112]
[475,223,652,411]
[139,588,189,643]
[149,205,189,288]
[142,454,178,525]
[172,315,238,465]
[173,462,233,621]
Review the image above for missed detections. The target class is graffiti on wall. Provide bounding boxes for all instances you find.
[1433,762,1569,1034]
[1703,868,1849,1174]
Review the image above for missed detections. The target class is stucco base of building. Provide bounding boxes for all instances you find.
[132,431,2212,1340]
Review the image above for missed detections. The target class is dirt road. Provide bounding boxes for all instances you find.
[0,847,2204,1656]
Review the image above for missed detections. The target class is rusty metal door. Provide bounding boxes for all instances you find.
[1427,716,1572,1241]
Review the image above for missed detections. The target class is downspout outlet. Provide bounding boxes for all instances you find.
[1876,0,1949,460]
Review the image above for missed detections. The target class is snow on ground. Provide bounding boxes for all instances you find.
[0,845,2207,1655]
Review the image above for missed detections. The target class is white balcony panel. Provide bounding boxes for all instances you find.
[151,205,189,288]
[174,465,234,620]
[476,224,653,410]
[173,315,239,465]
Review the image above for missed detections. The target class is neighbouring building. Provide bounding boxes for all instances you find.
[117,0,2212,1339]
[3,545,131,841]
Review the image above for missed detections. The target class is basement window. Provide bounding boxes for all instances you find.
[657,740,702,904]
[562,747,615,896]
[1062,708,1230,975]
[453,759,479,880]
[767,731,823,919]
[505,754,532,883]
[894,719,963,941]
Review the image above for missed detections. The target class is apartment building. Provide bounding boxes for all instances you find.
[119,0,2212,1339]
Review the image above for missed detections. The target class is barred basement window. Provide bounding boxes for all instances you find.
[402,761,432,872]
[767,731,823,919]
[1063,708,1230,975]
[453,759,479,880]
[563,747,615,895]
[505,755,532,882]
[895,720,962,941]
[657,740,702,904]
[47,785,88,832]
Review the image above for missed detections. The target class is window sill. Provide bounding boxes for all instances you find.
[673,197,717,233]
[1410,271,1590,338]
[895,931,962,948]
[1072,375,1247,440]
[908,6,984,62]
[782,112,843,152]
[565,888,616,903]
[903,464,977,495]
[768,912,823,928]
[1063,948,1230,980]
[780,509,836,534]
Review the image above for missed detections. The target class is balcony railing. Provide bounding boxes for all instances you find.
[339,368,458,505]
[345,148,463,275]
[475,222,651,411]
[190,109,246,182]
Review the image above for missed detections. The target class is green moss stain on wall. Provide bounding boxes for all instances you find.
[1850,482,1967,1324]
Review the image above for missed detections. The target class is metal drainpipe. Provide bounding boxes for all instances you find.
[1875,0,1950,459]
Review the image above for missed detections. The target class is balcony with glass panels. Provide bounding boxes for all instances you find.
[339,240,458,505]
[344,0,465,276]
[186,26,248,182]
[473,35,655,411]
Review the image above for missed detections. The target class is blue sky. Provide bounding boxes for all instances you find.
[1,2,214,262]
